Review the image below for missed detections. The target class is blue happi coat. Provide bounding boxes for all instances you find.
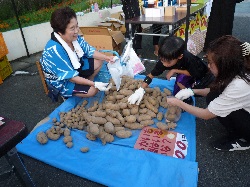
[40,33,95,97]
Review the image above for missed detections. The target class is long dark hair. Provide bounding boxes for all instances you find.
[207,35,250,92]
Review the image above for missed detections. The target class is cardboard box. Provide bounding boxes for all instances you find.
[97,22,122,31]
[109,12,126,34]
[176,3,204,12]
[117,12,126,34]
[177,0,187,5]
[97,12,126,32]
[119,24,126,34]
[110,11,124,21]
[80,27,125,55]
[165,6,176,16]
[176,6,187,12]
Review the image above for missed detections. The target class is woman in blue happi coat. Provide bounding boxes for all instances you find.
[40,7,115,99]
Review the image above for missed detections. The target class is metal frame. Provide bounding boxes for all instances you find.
[126,2,206,62]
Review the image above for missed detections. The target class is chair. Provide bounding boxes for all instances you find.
[36,61,49,95]
[36,61,66,102]
[0,118,35,187]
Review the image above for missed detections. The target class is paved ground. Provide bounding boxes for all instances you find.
[0,1,250,187]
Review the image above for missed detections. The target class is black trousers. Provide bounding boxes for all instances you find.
[206,91,250,141]
[152,24,162,46]
[203,0,237,51]
[122,0,142,50]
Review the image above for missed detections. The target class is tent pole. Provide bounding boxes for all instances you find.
[185,0,191,49]
[11,0,30,57]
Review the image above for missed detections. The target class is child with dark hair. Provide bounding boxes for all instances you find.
[128,36,210,105]
[168,35,250,151]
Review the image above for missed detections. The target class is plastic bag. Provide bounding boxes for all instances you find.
[107,56,133,91]
[121,40,145,75]
[165,106,182,122]
[104,40,145,91]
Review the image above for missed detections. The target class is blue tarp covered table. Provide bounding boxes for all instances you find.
[17,74,198,187]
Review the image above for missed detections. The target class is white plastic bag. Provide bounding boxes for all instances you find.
[121,40,145,75]
[107,57,123,91]
[107,56,134,91]
[106,40,145,91]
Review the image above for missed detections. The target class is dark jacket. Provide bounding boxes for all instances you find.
[151,50,208,80]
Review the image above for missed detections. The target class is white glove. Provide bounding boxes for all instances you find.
[128,87,145,105]
[175,88,194,100]
[94,82,112,91]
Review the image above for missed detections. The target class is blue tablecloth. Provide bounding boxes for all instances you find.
[17,75,198,187]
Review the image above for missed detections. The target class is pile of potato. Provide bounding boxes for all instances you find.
[36,76,182,150]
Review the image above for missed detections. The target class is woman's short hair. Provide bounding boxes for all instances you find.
[50,7,76,34]
[158,36,185,61]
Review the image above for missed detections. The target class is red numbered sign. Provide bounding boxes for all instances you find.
[134,127,188,159]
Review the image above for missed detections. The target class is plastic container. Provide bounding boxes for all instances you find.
[94,61,111,83]
[165,105,182,122]
[0,33,8,59]
[0,56,12,81]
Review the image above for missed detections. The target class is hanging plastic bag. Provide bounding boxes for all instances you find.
[101,40,145,91]
[107,56,124,91]
[121,40,145,75]
[100,50,133,91]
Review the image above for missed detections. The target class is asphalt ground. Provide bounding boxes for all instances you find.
[0,1,250,186]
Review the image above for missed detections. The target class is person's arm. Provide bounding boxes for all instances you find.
[167,97,216,120]
[128,62,163,105]
[70,76,94,86]
[173,69,190,76]
[70,76,111,91]
[193,88,210,97]
[92,51,115,63]
[141,73,154,88]
[127,73,155,105]
[166,69,190,80]
[78,36,114,63]
[174,88,210,100]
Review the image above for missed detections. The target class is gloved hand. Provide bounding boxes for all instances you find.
[94,82,112,91]
[128,87,145,105]
[175,88,194,100]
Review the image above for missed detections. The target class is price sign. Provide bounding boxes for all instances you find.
[134,127,188,159]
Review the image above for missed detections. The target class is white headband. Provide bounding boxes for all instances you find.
[241,42,250,57]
